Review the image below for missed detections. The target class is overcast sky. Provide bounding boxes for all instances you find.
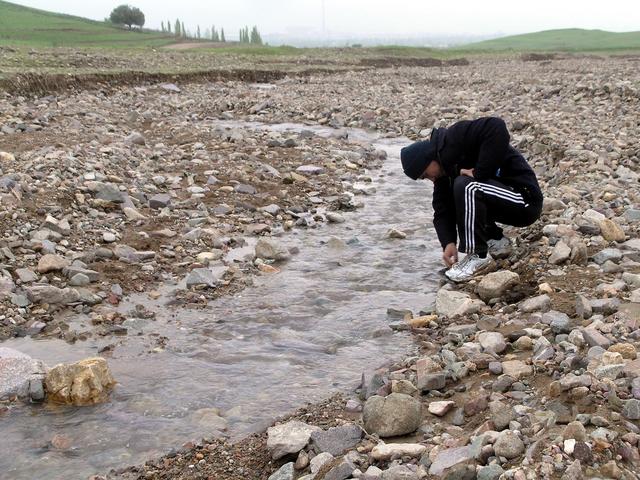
[11,0,639,39]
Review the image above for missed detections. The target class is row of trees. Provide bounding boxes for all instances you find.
[160,20,230,42]
[109,5,264,44]
[160,20,262,44]
[239,26,263,45]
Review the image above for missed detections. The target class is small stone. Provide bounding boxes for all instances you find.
[543,310,573,333]
[69,273,91,287]
[608,343,637,360]
[103,232,117,243]
[149,193,171,209]
[50,433,72,450]
[488,362,503,375]
[490,401,515,431]
[310,452,334,473]
[371,443,427,461]
[477,464,504,480]
[185,268,225,288]
[310,424,363,456]
[320,457,356,480]
[387,228,407,239]
[623,399,640,420]
[418,373,446,391]
[392,379,418,395]
[326,212,345,223]
[582,328,611,349]
[436,288,485,318]
[477,331,507,353]
[599,219,626,242]
[550,241,571,264]
[572,442,593,464]
[428,446,475,476]
[125,131,146,145]
[600,460,623,479]
[266,421,321,460]
[255,238,290,262]
[235,184,257,194]
[564,439,576,454]
[296,165,324,175]
[563,421,587,441]
[519,294,551,313]
[37,254,69,273]
[15,268,38,283]
[476,270,520,301]
[562,460,583,480]
[463,394,489,415]
[493,431,524,459]
[294,451,310,470]
[514,335,534,350]
[428,400,455,417]
[268,462,295,480]
[501,360,532,379]
[593,248,623,265]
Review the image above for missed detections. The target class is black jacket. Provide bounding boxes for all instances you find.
[431,117,543,249]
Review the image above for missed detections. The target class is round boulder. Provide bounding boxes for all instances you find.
[363,393,422,437]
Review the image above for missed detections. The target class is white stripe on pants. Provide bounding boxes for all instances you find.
[464,181,526,254]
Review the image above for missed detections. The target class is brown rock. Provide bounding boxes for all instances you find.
[608,343,637,360]
[464,394,489,416]
[44,357,116,406]
[37,254,70,273]
[599,219,625,242]
[50,433,72,450]
[501,360,532,379]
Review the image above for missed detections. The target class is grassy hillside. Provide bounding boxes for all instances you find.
[0,0,173,48]
[464,28,640,52]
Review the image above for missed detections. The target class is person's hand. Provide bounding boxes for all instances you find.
[443,243,458,267]
[460,168,475,178]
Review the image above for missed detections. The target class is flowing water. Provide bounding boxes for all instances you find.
[0,121,442,479]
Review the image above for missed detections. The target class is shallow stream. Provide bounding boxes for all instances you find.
[0,121,441,479]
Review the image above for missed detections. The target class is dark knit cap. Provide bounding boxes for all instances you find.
[400,139,438,180]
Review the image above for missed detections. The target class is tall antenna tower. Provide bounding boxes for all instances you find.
[322,0,326,38]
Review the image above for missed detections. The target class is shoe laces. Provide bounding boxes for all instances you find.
[455,254,478,269]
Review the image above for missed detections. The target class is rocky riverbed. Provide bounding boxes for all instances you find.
[1,53,640,479]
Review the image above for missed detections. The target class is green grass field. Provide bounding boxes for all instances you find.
[0,0,173,48]
[464,28,640,52]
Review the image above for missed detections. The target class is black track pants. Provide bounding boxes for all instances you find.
[453,176,542,256]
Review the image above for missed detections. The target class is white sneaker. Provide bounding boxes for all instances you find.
[445,254,495,283]
[487,236,512,259]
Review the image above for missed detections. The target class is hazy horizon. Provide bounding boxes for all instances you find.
[7,0,639,45]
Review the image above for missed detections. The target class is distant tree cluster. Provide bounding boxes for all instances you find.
[157,18,261,44]
[109,4,145,29]
[239,26,263,45]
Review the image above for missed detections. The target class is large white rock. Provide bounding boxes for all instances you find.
[435,288,485,318]
[266,420,321,460]
[0,348,46,401]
